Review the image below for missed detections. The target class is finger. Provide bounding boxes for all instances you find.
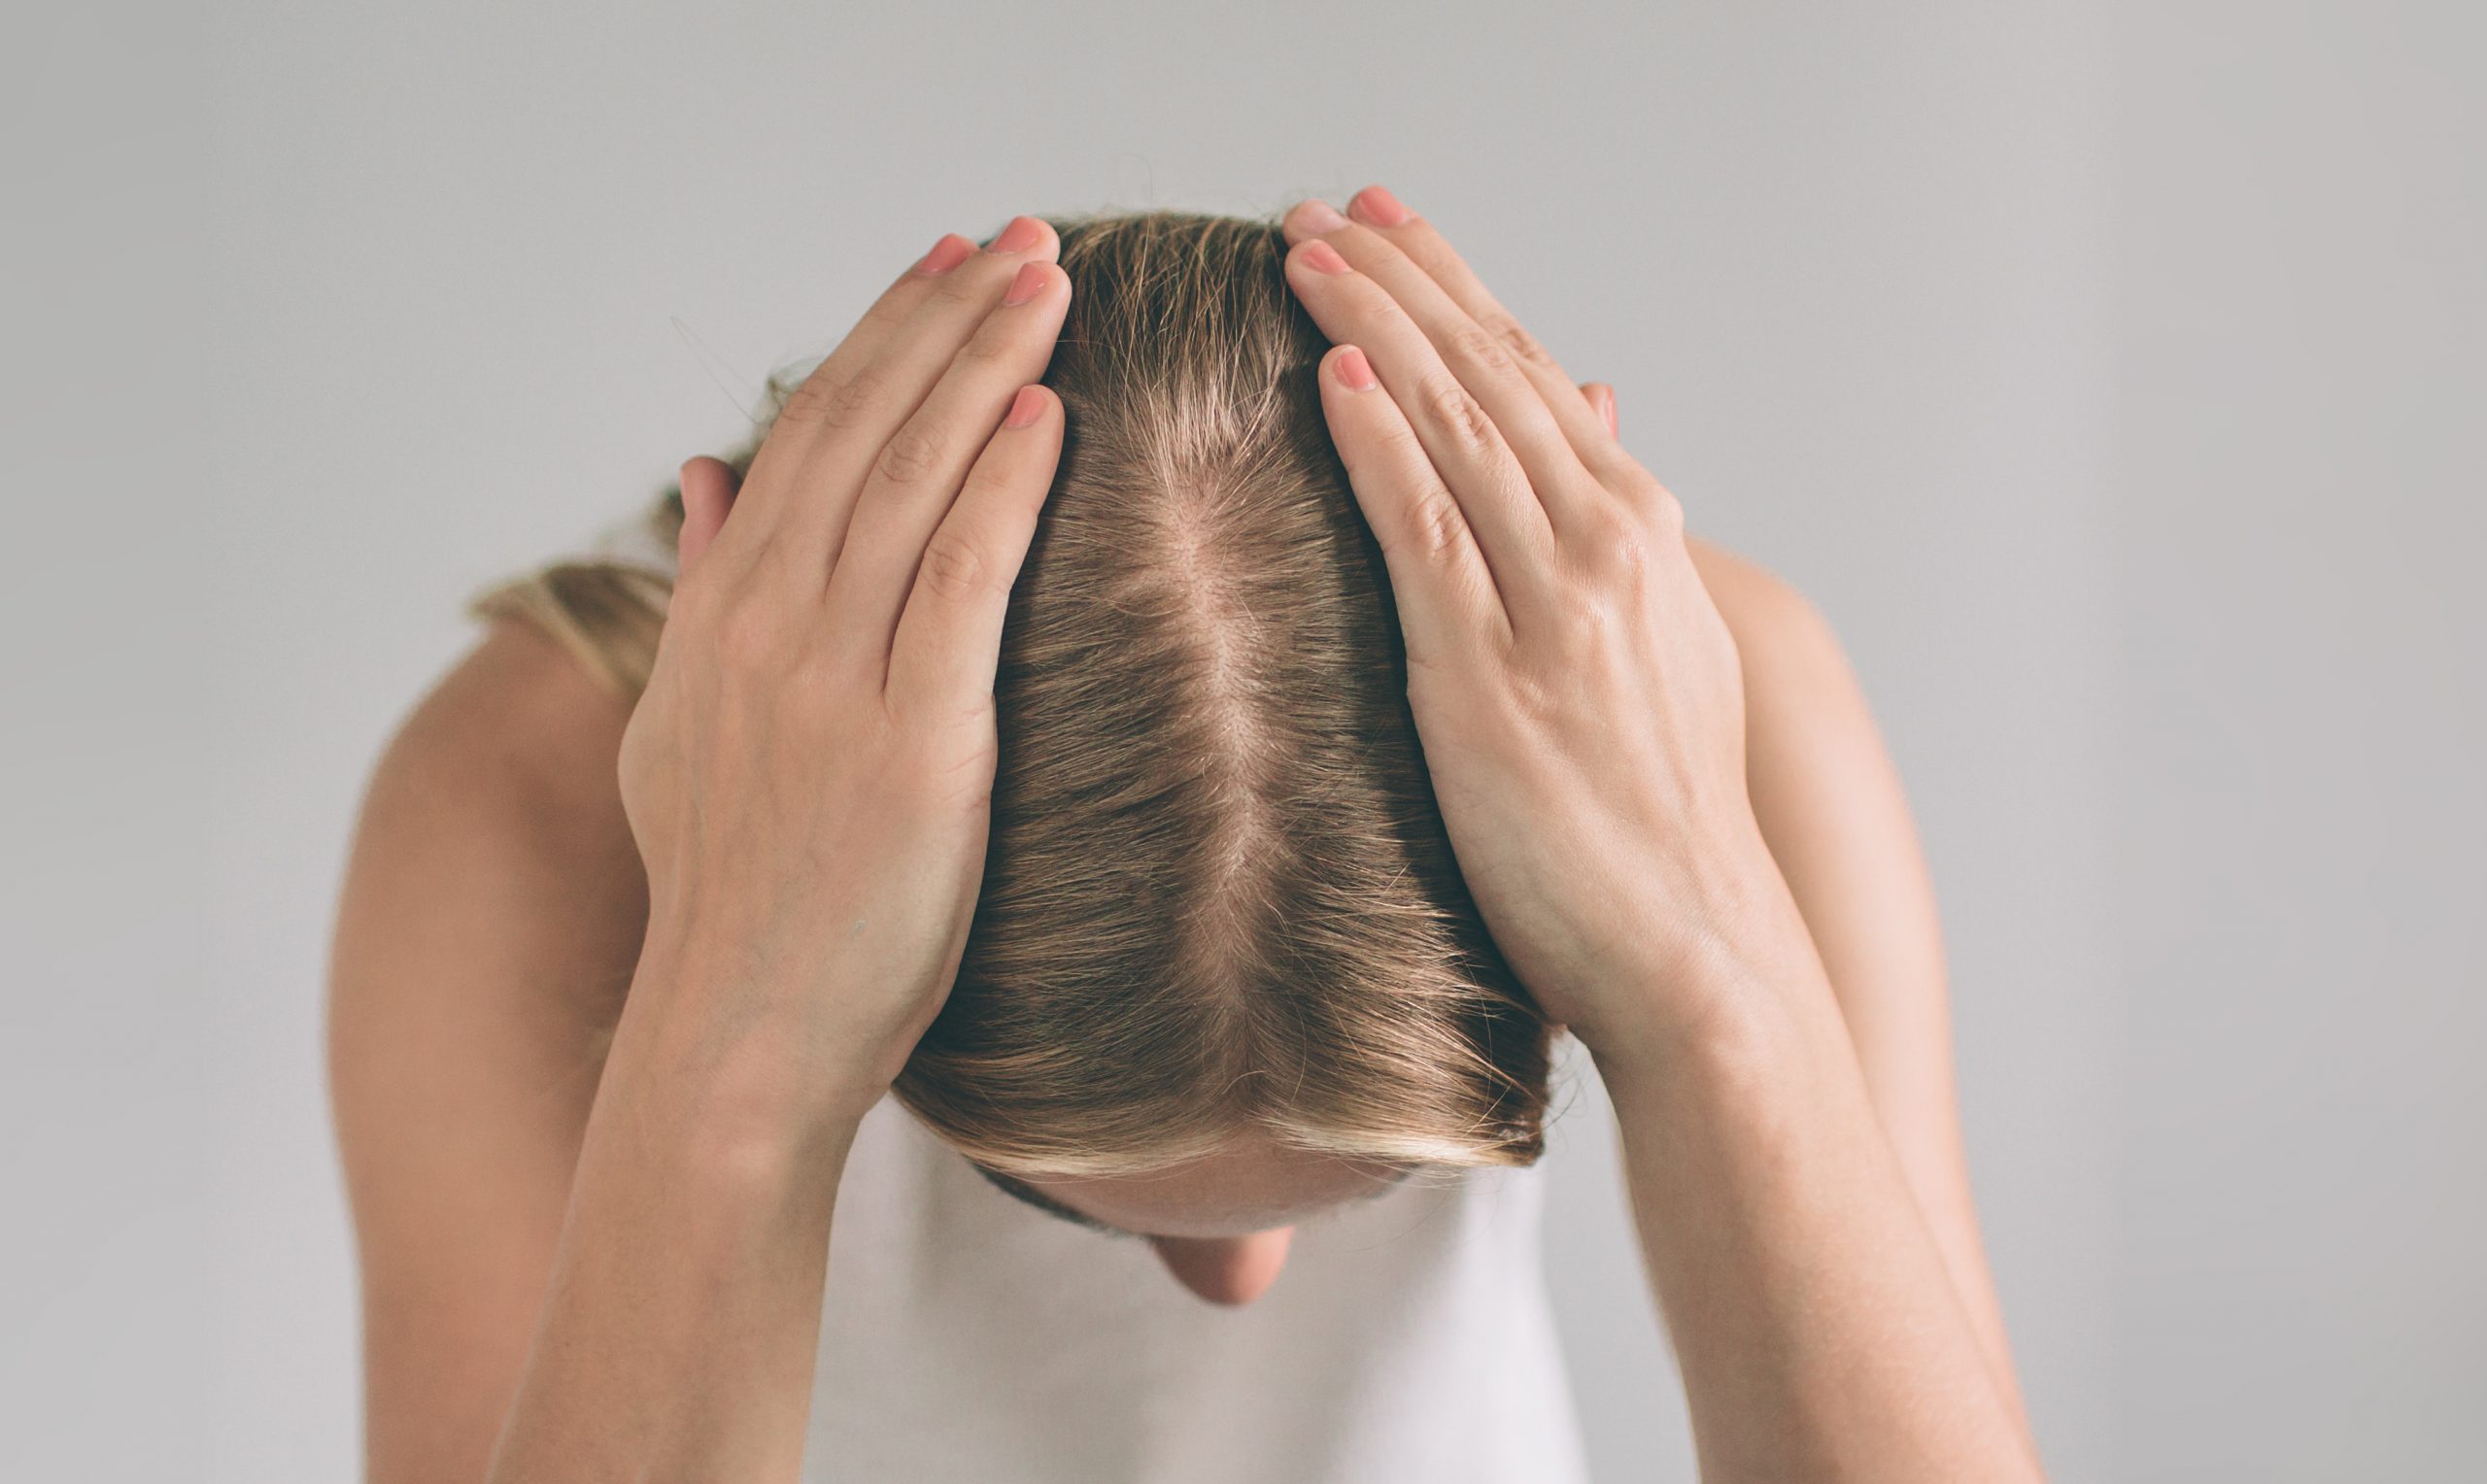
[1581,382,1618,438]
[885,384,1063,721]
[737,215,1062,567]
[1280,234,1561,626]
[1316,344,1510,667]
[675,456,740,576]
[796,231,982,423]
[1334,186,1632,483]
[826,257,1070,678]
[701,231,978,563]
[1284,199,1603,540]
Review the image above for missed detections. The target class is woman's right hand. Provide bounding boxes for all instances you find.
[613,216,1071,1132]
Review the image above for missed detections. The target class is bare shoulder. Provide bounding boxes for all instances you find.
[1683,532,1911,857]
[329,620,653,1480]
[1685,533,1849,688]
[333,616,648,1034]
[369,618,639,845]
[1683,531,1887,777]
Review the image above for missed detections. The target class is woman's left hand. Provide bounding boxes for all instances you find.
[1280,187,1814,1063]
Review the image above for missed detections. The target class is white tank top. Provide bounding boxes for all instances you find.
[561,508,1592,1484]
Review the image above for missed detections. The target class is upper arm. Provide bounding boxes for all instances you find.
[327,620,649,1483]
[1686,535,2030,1428]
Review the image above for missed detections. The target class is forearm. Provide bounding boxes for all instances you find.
[1594,891,2045,1483]
[485,949,865,1484]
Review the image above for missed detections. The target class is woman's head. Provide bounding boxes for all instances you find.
[478,210,1558,1291]
[888,213,1555,1192]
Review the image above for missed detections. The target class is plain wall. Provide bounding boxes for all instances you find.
[0,2,2473,1480]
[2109,5,2485,1479]
[2,5,212,1477]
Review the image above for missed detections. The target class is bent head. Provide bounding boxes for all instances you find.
[759,213,1557,1302]
[893,213,1555,1298]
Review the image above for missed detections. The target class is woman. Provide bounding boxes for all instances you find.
[329,190,2045,1481]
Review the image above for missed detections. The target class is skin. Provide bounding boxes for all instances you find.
[328,189,2042,1481]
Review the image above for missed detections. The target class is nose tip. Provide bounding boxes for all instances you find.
[1152,1228,1297,1306]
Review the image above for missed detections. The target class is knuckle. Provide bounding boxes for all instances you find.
[1479,309,1555,368]
[780,363,889,432]
[914,527,992,602]
[1405,482,1470,561]
[1574,509,1651,584]
[1442,322,1515,379]
[873,422,944,486]
[822,366,892,430]
[774,376,838,427]
[1415,375,1499,458]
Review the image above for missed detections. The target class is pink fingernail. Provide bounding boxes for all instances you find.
[1298,240,1350,275]
[1004,386,1045,428]
[1295,198,1348,234]
[913,233,973,276]
[986,216,1044,254]
[1003,261,1048,305]
[1351,185,1409,226]
[1335,346,1378,391]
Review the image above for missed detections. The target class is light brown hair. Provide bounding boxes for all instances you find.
[474,211,1554,1178]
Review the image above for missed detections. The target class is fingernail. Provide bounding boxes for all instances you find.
[1003,261,1048,305]
[1298,240,1350,275]
[1601,388,1618,437]
[986,215,1044,254]
[913,233,974,277]
[1004,385,1045,428]
[1350,185,1409,226]
[1295,198,1349,234]
[1335,346,1378,391]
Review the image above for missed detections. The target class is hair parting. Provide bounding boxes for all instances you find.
[470,210,1557,1181]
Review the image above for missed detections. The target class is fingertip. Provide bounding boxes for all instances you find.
[1003,258,1061,308]
[676,455,736,572]
[1328,344,1379,392]
[1003,384,1052,429]
[679,455,737,514]
[1281,197,1348,244]
[1347,184,1410,227]
[1291,238,1351,276]
[908,232,978,279]
[981,214,1062,261]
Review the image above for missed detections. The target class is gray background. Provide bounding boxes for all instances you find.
[3,1,2477,1479]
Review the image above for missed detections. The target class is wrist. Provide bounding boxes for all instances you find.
[1585,951,1830,1120]
[609,926,893,1156]
[1571,851,1841,1093]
